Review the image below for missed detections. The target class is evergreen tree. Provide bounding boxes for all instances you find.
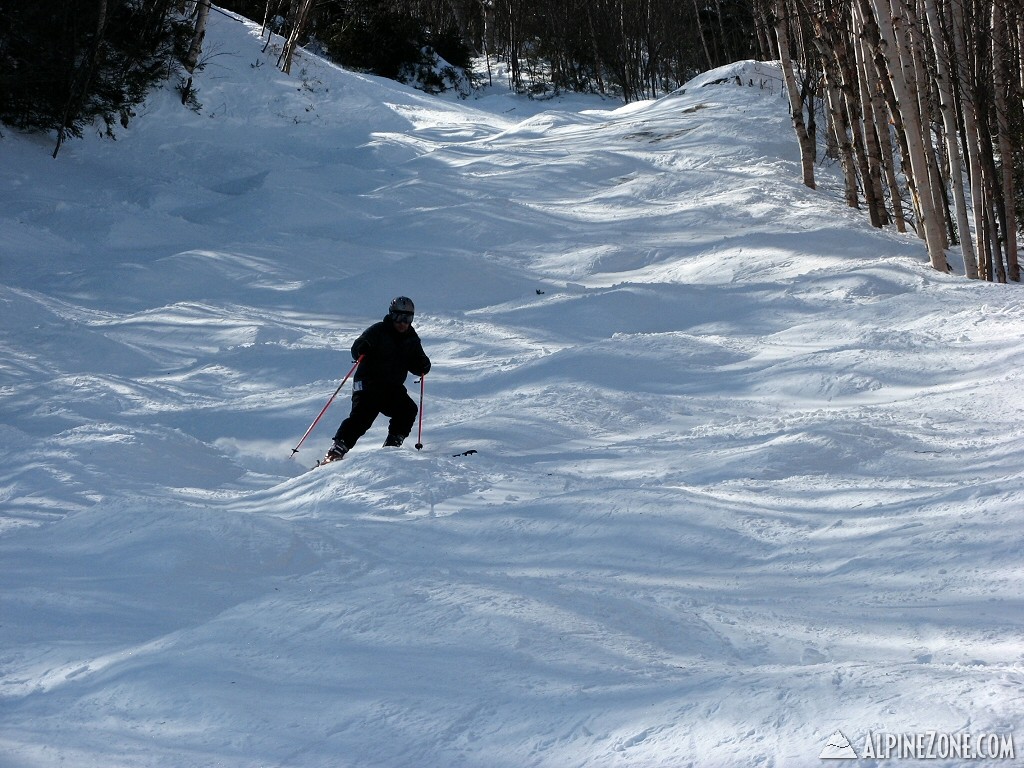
[0,0,191,156]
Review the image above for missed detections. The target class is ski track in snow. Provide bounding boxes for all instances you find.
[1,12,1023,768]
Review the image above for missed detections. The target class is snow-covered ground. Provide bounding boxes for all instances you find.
[2,10,1022,767]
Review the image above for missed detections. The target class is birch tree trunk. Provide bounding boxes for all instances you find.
[906,0,949,251]
[775,0,817,189]
[870,0,949,270]
[279,0,315,74]
[853,0,908,231]
[830,85,861,209]
[860,0,922,232]
[833,14,888,225]
[694,0,716,71]
[991,0,1020,281]
[851,15,892,227]
[812,40,860,208]
[923,0,978,276]
[184,0,212,74]
[949,0,993,277]
[804,2,860,209]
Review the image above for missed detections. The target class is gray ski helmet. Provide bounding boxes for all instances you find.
[389,296,415,320]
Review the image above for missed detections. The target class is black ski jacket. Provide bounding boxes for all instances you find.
[350,316,431,390]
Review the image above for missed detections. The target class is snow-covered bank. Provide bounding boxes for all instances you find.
[1,11,1022,768]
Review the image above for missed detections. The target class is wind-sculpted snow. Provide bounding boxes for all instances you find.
[1,12,1022,768]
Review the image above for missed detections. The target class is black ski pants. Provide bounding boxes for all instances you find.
[334,385,417,449]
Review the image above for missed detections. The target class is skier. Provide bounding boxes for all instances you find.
[322,296,431,464]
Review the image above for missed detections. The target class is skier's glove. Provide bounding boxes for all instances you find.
[352,340,371,359]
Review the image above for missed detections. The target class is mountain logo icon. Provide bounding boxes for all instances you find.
[819,729,858,759]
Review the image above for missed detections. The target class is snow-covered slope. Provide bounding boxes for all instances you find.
[2,11,1022,767]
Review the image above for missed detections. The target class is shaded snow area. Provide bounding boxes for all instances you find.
[2,11,1023,768]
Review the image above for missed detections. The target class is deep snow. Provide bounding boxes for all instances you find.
[1,10,1023,768]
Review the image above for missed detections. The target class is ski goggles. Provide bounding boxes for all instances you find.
[390,311,413,324]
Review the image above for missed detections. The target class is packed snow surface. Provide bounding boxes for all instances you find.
[2,11,1023,768]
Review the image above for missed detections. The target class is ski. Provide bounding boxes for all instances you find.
[310,448,478,469]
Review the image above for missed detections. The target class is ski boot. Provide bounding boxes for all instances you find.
[319,441,349,465]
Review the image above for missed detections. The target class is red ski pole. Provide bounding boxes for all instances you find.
[415,374,425,450]
[289,355,363,458]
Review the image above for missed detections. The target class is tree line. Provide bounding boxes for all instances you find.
[0,0,758,148]
[1,1,1020,280]
[470,0,755,100]
[756,0,1022,281]
[0,1,206,157]
[217,0,755,100]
